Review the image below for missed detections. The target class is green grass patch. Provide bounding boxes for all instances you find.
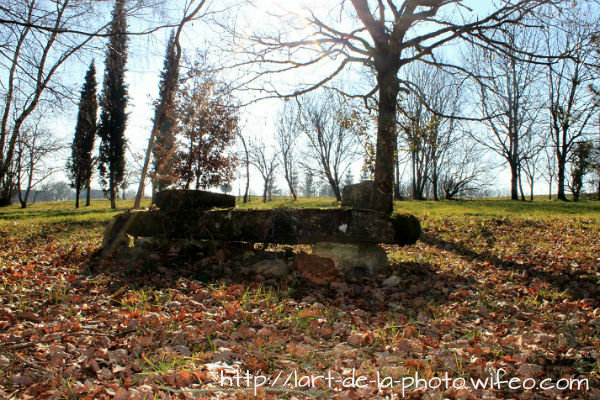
[1,196,598,230]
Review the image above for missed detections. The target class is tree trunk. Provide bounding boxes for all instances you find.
[287,179,297,201]
[411,157,416,199]
[238,132,250,203]
[530,180,534,201]
[75,186,80,209]
[548,181,552,200]
[244,162,250,203]
[85,177,91,206]
[374,65,399,214]
[0,184,12,205]
[19,189,26,209]
[0,176,14,206]
[557,156,567,201]
[263,180,267,203]
[432,172,439,201]
[518,169,525,201]
[110,179,116,209]
[510,162,519,200]
[134,126,157,209]
[284,166,297,201]
[332,183,342,202]
[394,149,401,200]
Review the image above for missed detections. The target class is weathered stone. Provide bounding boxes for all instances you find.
[342,181,393,214]
[102,213,135,252]
[107,208,421,246]
[382,275,401,288]
[390,213,422,245]
[293,252,338,285]
[252,259,289,279]
[155,189,235,212]
[311,242,389,275]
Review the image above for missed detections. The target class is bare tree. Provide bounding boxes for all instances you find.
[228,0,566,212]
[520,135,545,201]
[465,24,544,201]
[14,120,64,208]
[296,90,359,202]
[439,137,490,200]
[0,1,97,205]
[544,13,600,201]
[541,145,558,199]
[249,140,278,203]
[397,62,461,200]
[275,101,301,200]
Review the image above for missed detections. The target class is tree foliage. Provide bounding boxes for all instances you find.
[98,0,128,209]
[151,31,180,194]
[175,65,238,190]
[68,62,98,208]
[568,140,594,201]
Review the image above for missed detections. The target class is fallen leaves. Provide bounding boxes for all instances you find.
[0,212,599,399]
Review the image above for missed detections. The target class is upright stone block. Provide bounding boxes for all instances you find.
[155,189,235,212]
[311,242,389,276]
[342,181,393,214]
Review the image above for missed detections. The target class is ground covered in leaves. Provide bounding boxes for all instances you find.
[0,199,599,399]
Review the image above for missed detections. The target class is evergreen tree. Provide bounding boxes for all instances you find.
[303,172,314,198]
[67,62,98,208]
[151,31,179,195]
[98,0,128,209]
[569,141,593,201]
[343,170,354,190]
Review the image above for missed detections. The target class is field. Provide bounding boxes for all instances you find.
[0,198,599,399]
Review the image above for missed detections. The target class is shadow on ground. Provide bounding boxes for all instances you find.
[85,240,476,313]
[421,233,599,301]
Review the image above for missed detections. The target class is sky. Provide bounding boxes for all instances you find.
[46,0,539,198]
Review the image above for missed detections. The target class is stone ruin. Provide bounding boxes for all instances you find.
[103,186,421,282]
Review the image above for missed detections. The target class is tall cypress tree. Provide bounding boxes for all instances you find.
[98,0,128,209]
[68,62,98,208]
[152,31,179,195]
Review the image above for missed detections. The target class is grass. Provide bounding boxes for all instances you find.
[395,197,600,218]
[0,198,145,223]
[237,195,600,218]
[1,195,598,227]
